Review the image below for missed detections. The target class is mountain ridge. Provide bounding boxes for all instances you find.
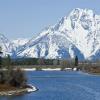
[0,8,100,60]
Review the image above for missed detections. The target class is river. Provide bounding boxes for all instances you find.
[0,71,100,100]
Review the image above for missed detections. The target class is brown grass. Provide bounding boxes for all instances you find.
[0,84,18,92]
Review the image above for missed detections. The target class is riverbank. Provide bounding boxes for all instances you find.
[0,84,37,96]
[0,67,77,71]
[83,70,100,75]
[22,67,77,71]
[82,66,100,75]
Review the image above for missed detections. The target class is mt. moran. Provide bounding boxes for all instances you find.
[0,8,100,60]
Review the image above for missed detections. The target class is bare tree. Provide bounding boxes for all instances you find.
[38,58,45,65]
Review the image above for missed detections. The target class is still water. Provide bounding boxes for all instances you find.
[0,71,100,100]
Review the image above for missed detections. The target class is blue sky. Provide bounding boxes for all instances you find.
[0,0,99,39]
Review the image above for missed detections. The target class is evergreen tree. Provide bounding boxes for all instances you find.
[75,56,78,66]
[6,54,12,72]
[0,46,3,68]
[5,54,13,84]
[0,56,2,68]
[0,47,4,83]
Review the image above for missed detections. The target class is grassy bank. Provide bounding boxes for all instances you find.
[0,84,17,91]
[81,66,100,75]
[0,84,26,95]
[0,84,37,96]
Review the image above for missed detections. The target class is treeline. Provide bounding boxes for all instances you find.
[1,55,81,68]
[2,58,59,66]
[2,55,100,68]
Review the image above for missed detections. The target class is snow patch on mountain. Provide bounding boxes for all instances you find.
[12,38,29,47]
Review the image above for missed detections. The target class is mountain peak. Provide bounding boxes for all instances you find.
[69,8,94,22]
[71,8,94,15]
[0,8,100,60]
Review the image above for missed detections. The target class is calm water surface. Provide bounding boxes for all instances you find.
[0,71,100,100]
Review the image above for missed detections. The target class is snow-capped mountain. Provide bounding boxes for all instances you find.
[0,34,28,57]
[12,38,29,48]
[15,8,100,60]
[0,33,16,56]
[0,8,100,60]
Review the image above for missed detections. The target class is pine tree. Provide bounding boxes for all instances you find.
[0,46,4,83]
[0,46,3,68]
[5,54,13,84]
[75,56,78,66]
